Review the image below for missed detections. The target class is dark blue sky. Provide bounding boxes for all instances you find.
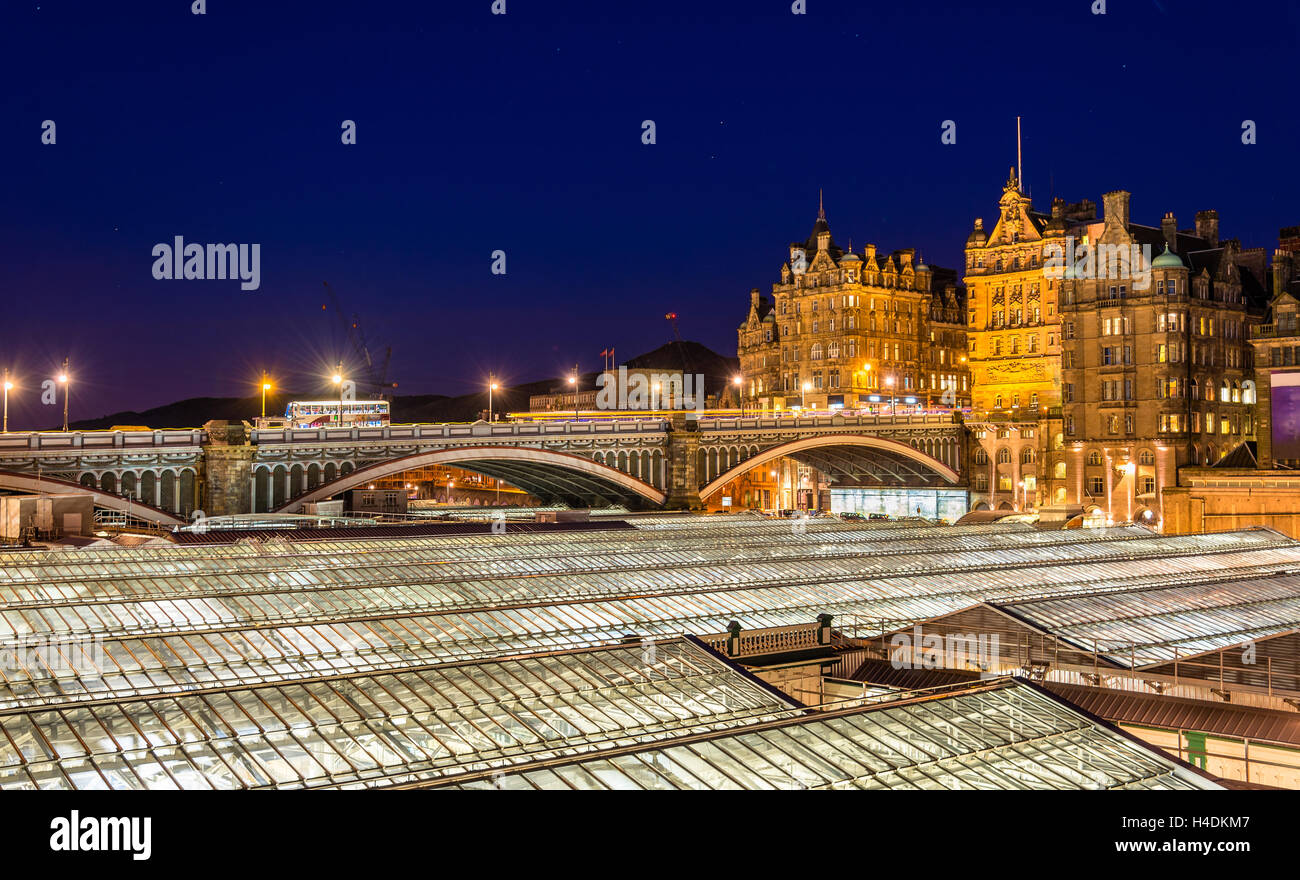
[1,0,1297,428]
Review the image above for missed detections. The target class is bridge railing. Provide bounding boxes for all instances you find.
[251,419,672,444]
[696,413,960,431]
[0,429,205,452]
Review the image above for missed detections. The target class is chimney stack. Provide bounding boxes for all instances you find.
[1275,249,1295,297]
[1161,212,1178,252]
[1195,210,1220,247]
[1102,190,1131,229]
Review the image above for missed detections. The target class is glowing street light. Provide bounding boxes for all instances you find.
[58,358,70,431]
[733,374,743,415]
[801,380,812,411]
[568,372,578,421]
[488,374,499,423]
[260,372,273,419]
[446,479,455,505]
[2,369,12,433]
[332,363,344,427]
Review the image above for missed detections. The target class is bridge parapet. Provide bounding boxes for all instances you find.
[0,429,205,452]
[696,412,960,432]
[251,419,671,447]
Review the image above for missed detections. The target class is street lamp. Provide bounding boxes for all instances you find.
[332,363,344,427]
[801,380,811,412]
[58,359,70,432]
[446,479,455,505]
[2,369,11,434]
[884,375,895,414]
[261,372,272,420]
[733,374,743,415]
[488,375,499,423]
[568,373,578,421]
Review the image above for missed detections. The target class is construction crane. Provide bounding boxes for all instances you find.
[321,282,397,397]
[665,312,682,342]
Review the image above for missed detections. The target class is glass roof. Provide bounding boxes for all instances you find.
[0,638,797,790]
[999,572,1300,666]
[433,679,1218,791]
[1,516,1295,788]
[2,524,1298,710]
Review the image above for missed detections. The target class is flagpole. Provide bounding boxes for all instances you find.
[1016,116,1022,187]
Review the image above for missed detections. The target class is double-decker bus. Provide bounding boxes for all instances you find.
[285,399,391,428]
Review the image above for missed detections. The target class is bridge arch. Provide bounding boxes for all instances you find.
[698,434,961,500]
[277,445,667,512]
[0,470,185,526]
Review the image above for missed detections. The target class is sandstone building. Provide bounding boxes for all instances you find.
[737,199,969,413]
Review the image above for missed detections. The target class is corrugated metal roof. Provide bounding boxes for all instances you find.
[1044,681,1300,745]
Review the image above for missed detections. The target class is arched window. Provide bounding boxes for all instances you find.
[1054,461,1067,479]
[827,341,839,359]
[996,448,1012,464]
[972,448,989,465]
[1088,451,1103,466]
[1139,450,1155,465]
[810,343,823,361]
[1021,447,1036,464]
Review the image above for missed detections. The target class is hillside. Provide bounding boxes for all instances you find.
[67,341,740,430]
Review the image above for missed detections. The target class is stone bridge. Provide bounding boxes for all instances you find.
[0,413,968,522]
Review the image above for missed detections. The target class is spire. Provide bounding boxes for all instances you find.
[818,188,825,222]
[1004,165,1020,194]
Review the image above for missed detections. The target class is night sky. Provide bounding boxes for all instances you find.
[1,0,1297,429]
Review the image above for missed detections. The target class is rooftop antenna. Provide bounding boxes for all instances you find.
[818,188,825,221]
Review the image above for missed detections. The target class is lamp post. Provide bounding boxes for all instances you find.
[58,359,70,432]
[261,372,272,420]
[733,374,743,416]
[332,363,344,427]
[801,380,811,412]
[568,372,578,421]
[2,369,11,433]
[885,375,895,414]
[489,375,499,423]
[446,479,454,505]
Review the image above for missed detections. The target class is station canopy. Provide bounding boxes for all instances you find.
[0,515,1296,788]
[432,678,1220,791]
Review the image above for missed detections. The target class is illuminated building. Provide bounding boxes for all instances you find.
[962,168,1089,512]
[738,198,969,413]
[1059,193,1266,525]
